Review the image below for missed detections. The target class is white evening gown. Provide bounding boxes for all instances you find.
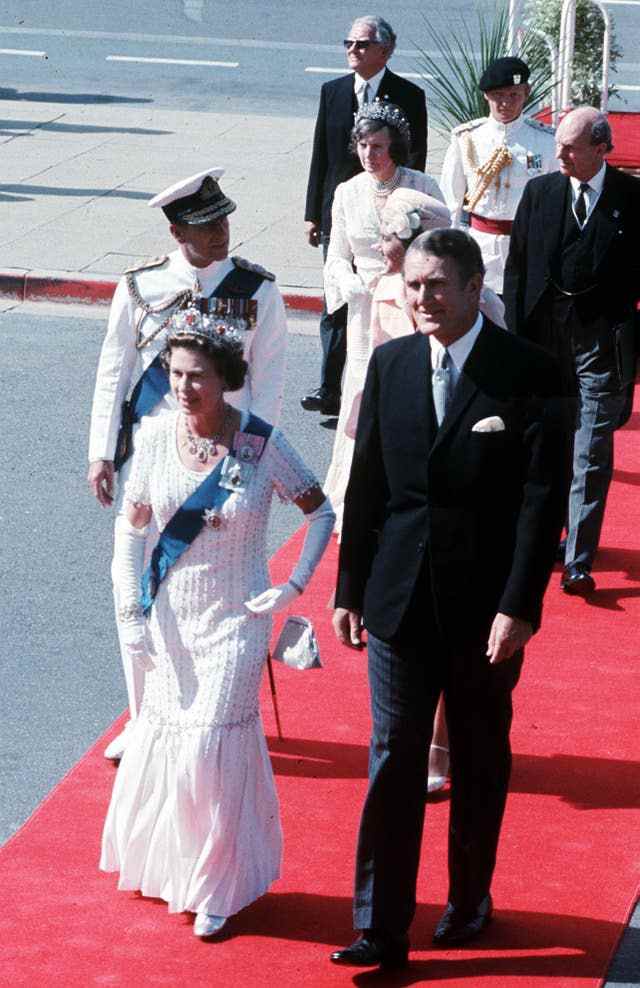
[323,167,444,533]
[100,410,318,917]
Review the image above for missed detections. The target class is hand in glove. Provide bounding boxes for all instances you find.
[120,616,156,670]
[244,581,301,615]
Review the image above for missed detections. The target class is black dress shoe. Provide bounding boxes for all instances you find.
[300,388,340,416]
[433,894,493,946]
[330,932,409,968]
[561,563,596,595]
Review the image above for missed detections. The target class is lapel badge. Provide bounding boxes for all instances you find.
[613,209,620,218]
[203,508,223,530]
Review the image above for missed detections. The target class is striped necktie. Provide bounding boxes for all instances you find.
[575,182,590,227]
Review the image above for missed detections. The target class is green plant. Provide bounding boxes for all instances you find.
[526,0,621,107]
[414,4,554,134]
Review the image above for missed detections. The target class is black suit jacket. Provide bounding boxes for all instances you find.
[304,68,428,236]
[335,321,567,648]
[504,165,640,348]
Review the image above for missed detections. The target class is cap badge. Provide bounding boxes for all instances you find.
[200,175,217,200]
[513,74,521,84]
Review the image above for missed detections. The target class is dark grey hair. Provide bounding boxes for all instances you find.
[405,229,485,285]
[351,15,396,52]
[349,115,411,165]
[590,112,613,152]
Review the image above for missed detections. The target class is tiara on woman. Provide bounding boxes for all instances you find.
[355,98,412,144]
[168,305,243,345]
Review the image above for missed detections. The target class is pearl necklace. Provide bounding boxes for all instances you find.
[370,168,402,197]
[183,405,232,463]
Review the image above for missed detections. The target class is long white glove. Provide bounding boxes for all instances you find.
[113,515,156,670]
[244,497,335,615]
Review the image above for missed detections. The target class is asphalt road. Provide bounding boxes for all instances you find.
[0,0,638,115]
[0,306,333,846]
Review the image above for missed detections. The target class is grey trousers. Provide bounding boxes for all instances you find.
[554,298,629,570]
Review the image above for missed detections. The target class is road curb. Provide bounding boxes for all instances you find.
[0,270,323,314]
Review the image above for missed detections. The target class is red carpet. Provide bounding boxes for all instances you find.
[3,396,640,987]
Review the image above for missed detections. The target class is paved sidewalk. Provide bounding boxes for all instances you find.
[0,97,448,308]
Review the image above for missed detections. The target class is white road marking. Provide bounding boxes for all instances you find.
[0,47,47,58]
[0,25,435,59]
[106,55,239,68]
[601,1,640,5]
[617,84,640,90]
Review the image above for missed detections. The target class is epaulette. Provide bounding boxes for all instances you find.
[452,117,486,136]
[124,255,169,275]
[524,117,555,134]
[231,256,276,281]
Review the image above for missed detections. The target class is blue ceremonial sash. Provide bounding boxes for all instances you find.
[140,414,273,615]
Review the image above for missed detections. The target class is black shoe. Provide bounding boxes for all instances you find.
[300,389,340,416]
[433,894,493,946]
[561,563,596,595]
[300,388,325,412]
[330,932,409,968]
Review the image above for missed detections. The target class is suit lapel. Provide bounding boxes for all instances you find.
[398,332,434,457]
[591,165,623,271]
[542,173,568,260]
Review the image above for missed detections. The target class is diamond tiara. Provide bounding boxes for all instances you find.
[354,98,412,145]
[168,305,244,346]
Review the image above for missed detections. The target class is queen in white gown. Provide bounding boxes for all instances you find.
[100,307,335,937]
[323,100,444,532]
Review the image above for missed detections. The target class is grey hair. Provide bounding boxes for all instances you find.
[351,15,396,52]
[590,113,613,152]
[405,229,485,284]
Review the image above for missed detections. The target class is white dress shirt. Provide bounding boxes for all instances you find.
[570,161,607,227]
[429,311,484,389]
[354,67,386,107]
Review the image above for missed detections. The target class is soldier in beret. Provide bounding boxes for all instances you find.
[440,56,558,295]
[87,168,288,759]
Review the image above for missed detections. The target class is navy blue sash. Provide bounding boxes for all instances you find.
[140,414,273,615]
[114,264,267,471]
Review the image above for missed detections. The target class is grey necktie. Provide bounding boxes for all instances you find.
[361,82,370,106]
[432,348,452,427]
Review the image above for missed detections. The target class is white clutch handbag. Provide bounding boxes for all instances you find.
[271,616,322,671]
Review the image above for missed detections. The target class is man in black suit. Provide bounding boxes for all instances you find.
[330,229,566,970]
[302,15,427,417]
[504,107,640,595]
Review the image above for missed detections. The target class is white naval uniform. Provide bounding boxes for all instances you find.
[88,247,287,721]
[440,113,558,293]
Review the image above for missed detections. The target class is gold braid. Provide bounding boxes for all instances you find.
[464,144,513,213]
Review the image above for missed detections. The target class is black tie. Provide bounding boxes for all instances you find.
[575,182,590,227]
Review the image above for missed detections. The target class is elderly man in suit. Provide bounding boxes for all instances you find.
[330,229,566,970]
[302,14,427,417]
[504,107,640,595]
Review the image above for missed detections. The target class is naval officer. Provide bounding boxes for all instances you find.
[87,168,288,759]
[440,57,558,295]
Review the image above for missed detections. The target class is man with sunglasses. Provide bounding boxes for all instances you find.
[302,16,427,418]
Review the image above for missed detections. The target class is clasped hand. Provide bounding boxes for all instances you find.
[120,618,156,671]
[244,581,301,615]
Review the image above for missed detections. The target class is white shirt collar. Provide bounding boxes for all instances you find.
[354,66,386,102]
[570,160,607,197]
[429,311,484,378]
[486,111,524,140]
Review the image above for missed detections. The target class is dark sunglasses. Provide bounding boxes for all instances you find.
[343,39,378,51]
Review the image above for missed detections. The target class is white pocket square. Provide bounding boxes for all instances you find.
[471,416,505,433]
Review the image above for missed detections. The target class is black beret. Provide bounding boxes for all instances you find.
[479,57,530,92]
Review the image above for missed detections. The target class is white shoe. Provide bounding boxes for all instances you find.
[104,723,133,760]
[194,913,227,937]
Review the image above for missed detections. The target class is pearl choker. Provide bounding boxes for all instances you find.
[370,169,402,197]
